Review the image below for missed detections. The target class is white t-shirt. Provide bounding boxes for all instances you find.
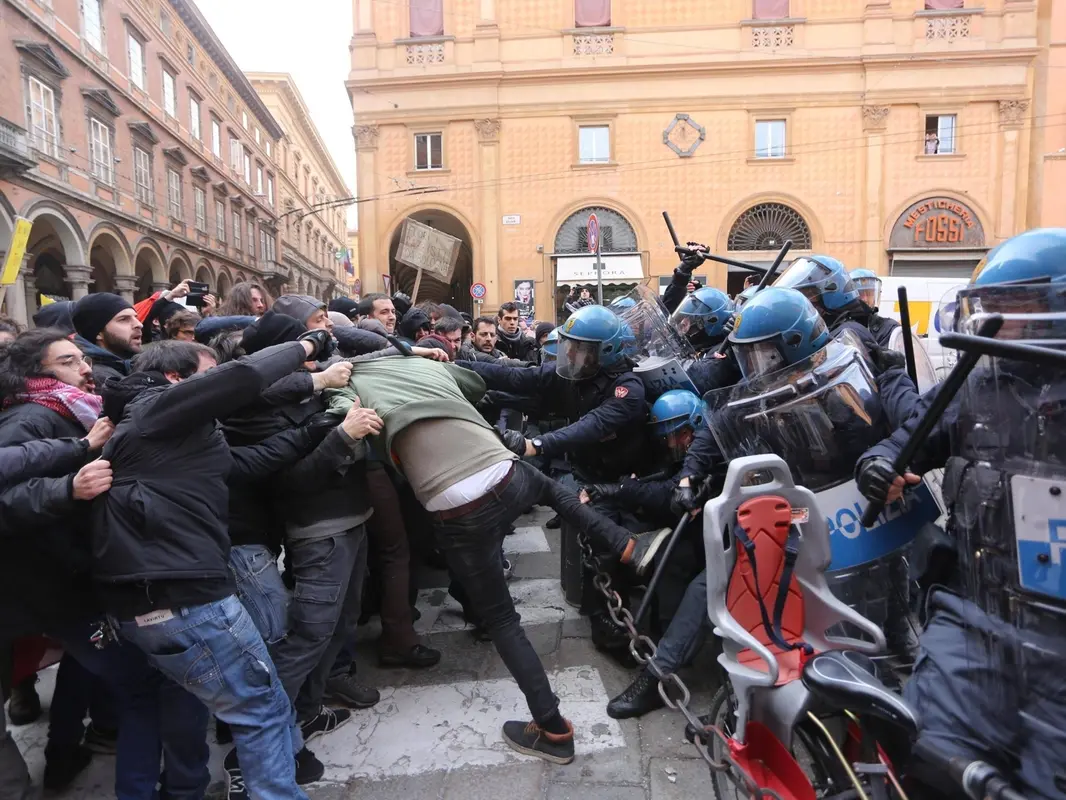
[424,459,514,512]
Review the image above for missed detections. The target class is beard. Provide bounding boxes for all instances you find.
[102,329,142,356]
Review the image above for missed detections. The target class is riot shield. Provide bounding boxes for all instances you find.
[609,283,696,362]
[888,326,938,394]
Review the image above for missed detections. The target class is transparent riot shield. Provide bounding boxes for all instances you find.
[887,326,938,394]
[611,283,698,399]
[936,284,1066,793]
[706,329,942,654]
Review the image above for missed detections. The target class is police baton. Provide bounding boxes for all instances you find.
[663,210,681,249]
[897,286,919,388]
[754,239,792,292]
[859,315,1003,528]
[633,512,691,628]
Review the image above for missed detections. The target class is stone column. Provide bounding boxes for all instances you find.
[861,106,891,272]
[475,119,501,308]
[22,269,38,327]
[997,100,1030,240]
[151,281,171,295]
[64,265,93,300]
[4,257,31,328]
[354,124,380,293]
[113,275,137,304]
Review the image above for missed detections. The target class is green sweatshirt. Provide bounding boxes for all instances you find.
[325,355,516,501]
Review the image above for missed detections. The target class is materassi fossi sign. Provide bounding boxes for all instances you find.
[395,218,462,282]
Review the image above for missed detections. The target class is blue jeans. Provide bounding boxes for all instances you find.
[651,569,709,673]
[47,620,209,800]
[229,545,290,645]
[117,595,306,800]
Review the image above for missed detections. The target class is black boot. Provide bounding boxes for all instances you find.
[6,676,41,726]
[607,669,665,719]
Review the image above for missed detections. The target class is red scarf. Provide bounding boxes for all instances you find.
[4,377,104,432]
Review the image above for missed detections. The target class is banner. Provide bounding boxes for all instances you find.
[395,218,461,283]
[2,217,33,285]
[513,279,535,320]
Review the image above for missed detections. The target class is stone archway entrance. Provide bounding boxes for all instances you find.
[388,210,473,314]
[725,202,813,295]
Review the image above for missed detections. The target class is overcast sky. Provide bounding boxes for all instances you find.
[195,0,359,229]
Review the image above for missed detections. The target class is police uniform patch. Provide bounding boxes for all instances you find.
[615,386,629,398]
[565,318,576,333]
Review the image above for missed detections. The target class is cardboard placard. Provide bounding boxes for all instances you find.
[395,217,461,283]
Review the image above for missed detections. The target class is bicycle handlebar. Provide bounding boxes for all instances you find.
[912,740,1029,800]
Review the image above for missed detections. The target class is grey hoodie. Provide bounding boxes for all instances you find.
[272,294,324,325]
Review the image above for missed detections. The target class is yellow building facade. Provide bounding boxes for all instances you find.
[348,0,1054,322]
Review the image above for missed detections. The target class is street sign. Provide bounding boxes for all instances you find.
[586,213,599,255]
[1,217,32,285]
[502,215,521,226]
[470,282,487,300]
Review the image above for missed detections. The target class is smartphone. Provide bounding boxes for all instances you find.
[187,281,210,295]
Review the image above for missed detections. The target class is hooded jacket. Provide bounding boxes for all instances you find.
[73,336,132,388]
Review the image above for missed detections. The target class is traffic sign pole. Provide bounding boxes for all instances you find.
[586,213,603,305]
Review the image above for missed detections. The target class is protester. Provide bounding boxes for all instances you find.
[32,300,75,334]
[217,281,272,317]
[356,293,397,334]
[71,294,143,387]
[163,309,201,342]
[495,303,536,361]
[327,297,360,321]
[0,317,20,344]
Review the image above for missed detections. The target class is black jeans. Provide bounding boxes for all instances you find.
[433,461,634,723]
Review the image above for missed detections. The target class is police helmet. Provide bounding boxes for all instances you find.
[849,268,882,310]
[734,286,758,309]
[609,295,637,312]
[774,255,859,313]
[669,287,734,351]
[728,286,830,380]
[541,327,560,363]
[556,304,634,380]
[649,389,706,462]
[951,228,1066,345]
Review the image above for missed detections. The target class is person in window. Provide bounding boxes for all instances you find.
[925,132,939,155]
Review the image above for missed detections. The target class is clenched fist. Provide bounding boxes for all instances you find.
[84,417,115,451]
[340,397,384,440]
[314,361,353,391]
[73,460,113,501]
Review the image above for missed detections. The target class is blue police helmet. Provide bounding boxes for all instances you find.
[609,295,637,312]
[849,268,882,310]
[669,287,734,350]
[774,255,859,313]
[541,327,560,362]
[649,389,706,438]
[556,304,633,380]
[729,286,830,380]
[971,228,1066,287]
[734,286,758,309]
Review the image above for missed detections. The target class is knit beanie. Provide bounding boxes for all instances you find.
[240,309,306,354]
[72,293,133,343]
[273,294,325,325]
[328,297,360,319]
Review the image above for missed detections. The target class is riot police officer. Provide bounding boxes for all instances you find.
[774,255,900,347]
[856,228,1066,800]
[661,248,709,314]
[669,288,733,355]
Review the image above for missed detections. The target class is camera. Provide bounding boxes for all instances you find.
[186,281,210,308]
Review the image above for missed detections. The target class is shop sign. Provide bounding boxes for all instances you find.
[889,197,985,249]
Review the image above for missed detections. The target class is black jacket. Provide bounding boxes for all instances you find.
[496,328,537,362]
[0,404,96,638]
[74,336,131,388]
[92,342,311,618]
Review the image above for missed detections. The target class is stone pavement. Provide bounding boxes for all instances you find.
[7,506,724,799]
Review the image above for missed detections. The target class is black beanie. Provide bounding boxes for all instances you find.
[535,321,555,342]
[33,301,75,335]
[72,293,134,343]
[328,297,360,319]
[240,309,306,354]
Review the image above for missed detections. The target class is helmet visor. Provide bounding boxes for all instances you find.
[664,424,697,462]
[774,258,835,306]
[956,283,1066,346]
[853,276,882,309]
[670,296,727,341]
[734,339,788,381]
[555,336,601,380]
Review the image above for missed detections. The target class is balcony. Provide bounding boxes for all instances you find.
[0,118,37,176]
[918,8,979,43]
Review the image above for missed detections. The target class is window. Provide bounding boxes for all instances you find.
[160,10,171,36]
[167,168,182,218]
[83,0,104,53]
[186,43,195,67]
[134,147,152,202]
[254,128,260,145]
[410,0,444,37]
[215,200,226,241]
[89,117,113,184]
[267,174,275,205]
[247,219,255,253]
[28,77,59,157]
[163,69,176,117]
[753,0,789,19]
[189,95,201,140]
[243,149,251,184]
[233,211,242,250]
[925,114,956,155]
[227,93,236,113]
[574,0,611,27]
[925,0,963,8]
[414,132,443,170]
[259,228,266,261]
[256,165,263,195]
[194,186,206,231]
[211,118,221,157]
[755,119,787,158]
[230,138,242,171]
[266,140,272,157]
[127,32,145,90]
[578,125,610,163]
[242,110,248,129]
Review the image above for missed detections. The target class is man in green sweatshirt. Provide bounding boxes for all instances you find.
[328,354,667,764]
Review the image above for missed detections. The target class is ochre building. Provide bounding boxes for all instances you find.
[347,0,1059,322]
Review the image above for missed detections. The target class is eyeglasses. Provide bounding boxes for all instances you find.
[44,353,93,370]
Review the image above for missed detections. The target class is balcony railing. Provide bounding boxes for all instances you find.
[573,33,614,56]
[752,24,794,49]
[925,14,971,41]
[406,41,445,65]
[0,118,37,175]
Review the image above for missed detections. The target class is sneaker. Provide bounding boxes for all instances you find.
[223,748,247,800]
[379,644,441,669]
[43,744,93,791]
[501,719,575,765]
[502,558,515,581]
[325,673,381,709]
[7,676,41,726]
[606,669,666,720]
[300,706,353,744]
[83,722,118,754]
[294,747,325,785]
[621,528,672,576]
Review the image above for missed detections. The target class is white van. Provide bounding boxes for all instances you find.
[875,276,969,380]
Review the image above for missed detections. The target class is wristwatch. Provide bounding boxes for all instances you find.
[531,438,544,455]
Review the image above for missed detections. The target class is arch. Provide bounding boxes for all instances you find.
[726,203,812,252]
[882,189,993,249]
[194,260,214,290]
[88,225,134,296]
[87,222,134,275]
[716,193,824,255]
[542,197,649,258]
[235,272,248,284]
[296,276,305,295]
[216,267,233,299]
[381,201,482,266]
[553,206,638,255]
[133,239,167,300]
[168,249,194,285]
[20,199,87,266]
[385,206,475,312]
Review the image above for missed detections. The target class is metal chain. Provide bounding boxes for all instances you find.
[578,533,784,800]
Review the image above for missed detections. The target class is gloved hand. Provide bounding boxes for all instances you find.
[582,483,623,503]
[671,478,713,516]
[676,245,706,273]
[298,329,334,361]
[856,457,919,505]
[500,429,527,456]
[723,317,736,335]
[871,346,906,374]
